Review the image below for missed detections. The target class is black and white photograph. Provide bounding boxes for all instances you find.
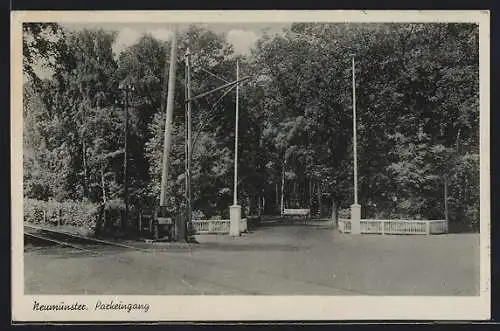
[11,10,490,321]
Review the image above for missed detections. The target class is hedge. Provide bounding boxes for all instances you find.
[24,198,100,232]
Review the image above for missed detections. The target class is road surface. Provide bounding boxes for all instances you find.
[24,223,480,295]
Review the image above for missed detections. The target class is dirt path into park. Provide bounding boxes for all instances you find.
[24,224,480,295]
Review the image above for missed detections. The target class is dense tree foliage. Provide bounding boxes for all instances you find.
[23,23,480,231]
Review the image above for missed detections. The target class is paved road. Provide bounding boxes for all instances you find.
[24,223,480,295]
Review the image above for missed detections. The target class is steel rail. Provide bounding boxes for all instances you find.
[24,224,149,252]
[24,231,93,252]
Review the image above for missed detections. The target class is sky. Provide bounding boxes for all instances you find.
[33,23,290,78]
[64,22,290,55]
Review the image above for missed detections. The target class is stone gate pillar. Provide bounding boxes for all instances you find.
[230,204,241,236]
[350,203,361,234]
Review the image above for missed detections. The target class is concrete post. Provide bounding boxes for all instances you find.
[350,204,361,234]
[230,205,241,237]
[160,28,178,207]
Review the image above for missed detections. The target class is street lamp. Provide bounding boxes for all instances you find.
[350,53,361,235]
[118,82,134,232]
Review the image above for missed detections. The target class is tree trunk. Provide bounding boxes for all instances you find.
[275,183,279,212]
[101,167,107,204]
[258,195,261,216]
[309,179,313,210]
[293,182,297,206]
[280,157,285,215]
[317,182,322,217]
[444,176,448,222]
[262,195,265,216]
[456,127,462,154]
[246,195,251,216]
[82,140,88,198]
[81,97,89,200]
[331,196,338,226]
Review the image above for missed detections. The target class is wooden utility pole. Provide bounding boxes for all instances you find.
[184,52,189,226]
[186,47,193,230]
[123,87,129,230]
[159,28,178,207]
[118,82,133,230]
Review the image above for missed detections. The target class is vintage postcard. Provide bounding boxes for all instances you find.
[11,10,490,322]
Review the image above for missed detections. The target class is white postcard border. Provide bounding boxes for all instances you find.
[11,10,491,322]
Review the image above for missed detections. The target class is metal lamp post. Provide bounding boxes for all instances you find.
[229,59,242,236]
[350,54,361,235]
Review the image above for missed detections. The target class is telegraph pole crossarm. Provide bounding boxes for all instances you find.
[199,67,230,84]
[186,76,251,103]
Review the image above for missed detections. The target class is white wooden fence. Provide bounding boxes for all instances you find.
[189,219,248,234]
[338,219,448,235]
[282,209,310,216]
[189,218,448,235]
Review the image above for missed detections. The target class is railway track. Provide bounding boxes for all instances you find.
[24,231,94,252]
[24,224,146,255]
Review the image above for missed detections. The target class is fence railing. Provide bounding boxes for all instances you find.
[338,219,448,235]
[189,219,248,234]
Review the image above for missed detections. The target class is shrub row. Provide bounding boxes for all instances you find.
[24,198,100,231]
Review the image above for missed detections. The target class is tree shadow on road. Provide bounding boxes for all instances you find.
[447,222,480,234]
[194,242,309,252]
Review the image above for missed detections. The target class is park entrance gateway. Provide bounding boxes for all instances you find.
[139,28,449,241]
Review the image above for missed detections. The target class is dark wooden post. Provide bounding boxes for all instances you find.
[317,182,323,217]
[309,180,313,210]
